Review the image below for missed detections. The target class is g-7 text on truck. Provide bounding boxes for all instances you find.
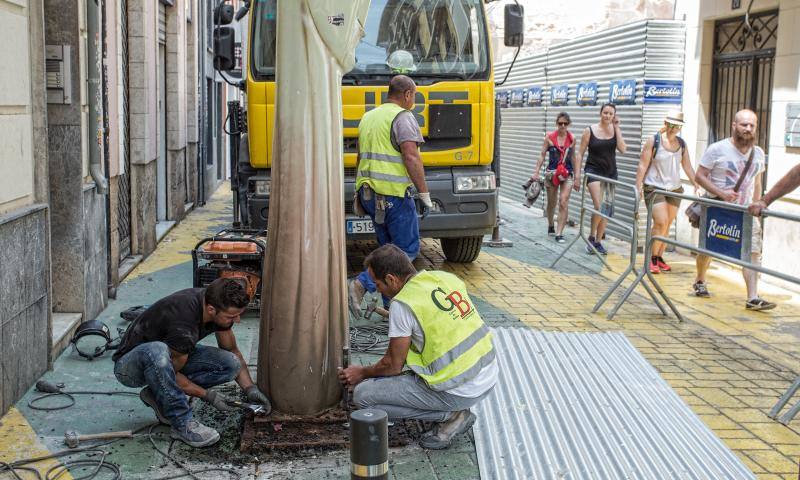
[214,0,523,263]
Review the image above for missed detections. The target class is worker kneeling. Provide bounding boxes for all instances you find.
[112,278,271,448]
[339,245,498,449]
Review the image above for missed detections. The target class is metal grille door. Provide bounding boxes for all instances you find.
[118,0,132,260]
[710,11,778,152]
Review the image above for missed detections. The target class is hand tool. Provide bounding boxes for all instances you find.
[225,399,268,415]
[64,430,133,448]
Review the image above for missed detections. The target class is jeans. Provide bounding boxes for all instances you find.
[114,341,241,428]
[356,187,420,296]
[353,372,493,422]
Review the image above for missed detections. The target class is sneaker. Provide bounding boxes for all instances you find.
[656,257,671,272]
[419,410,477,450]
[593,242,608,255]
[170,419,220,448]
[140,386,170,425]
[649,259,660,274]
[347,278,366,318]
[586,237,596,254]
[555,235,565,244]
[692,281,710,298]
[745,298,776,311]
[547,225,556,236]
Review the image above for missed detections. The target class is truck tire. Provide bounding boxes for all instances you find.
[440,236,483,263]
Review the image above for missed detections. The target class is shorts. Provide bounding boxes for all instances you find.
[644,185,683,208]
[751,217,762,254]
[544,170,574,189]
[584,165,617,184]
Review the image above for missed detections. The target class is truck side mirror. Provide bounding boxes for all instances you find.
[214,4,234,26]
[214,26,236,71]
[504,4,524,47]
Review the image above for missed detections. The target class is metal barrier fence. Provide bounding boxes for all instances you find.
[550,173,669,318]
[607,190,800,423]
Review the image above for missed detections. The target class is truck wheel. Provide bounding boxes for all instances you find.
[439,236,483,263]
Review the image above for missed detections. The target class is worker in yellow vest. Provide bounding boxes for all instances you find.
[339,244,497,450]
[348,74,433,318]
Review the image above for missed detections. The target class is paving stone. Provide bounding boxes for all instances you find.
[743,450,797,474]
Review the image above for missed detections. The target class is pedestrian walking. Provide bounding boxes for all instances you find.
[635,110,699,273]
[576,103,627,254]
[347,75,432,318]
[522,112,580,243]
[339,244,497,450]
[748,163,800,216]
[692,109,775,311]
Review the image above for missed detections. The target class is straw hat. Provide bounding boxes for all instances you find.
[665,110,685,126]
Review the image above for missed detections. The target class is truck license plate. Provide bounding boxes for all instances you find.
[346,218,375,234]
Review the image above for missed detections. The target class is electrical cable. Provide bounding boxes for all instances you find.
[8,382,242,479]
[349,324,390,354]
[28,387,139,412]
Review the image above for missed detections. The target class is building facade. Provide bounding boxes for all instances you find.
[675,0,800,289]
[0,0,226,415]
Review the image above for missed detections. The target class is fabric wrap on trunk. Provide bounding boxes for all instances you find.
[257,0,369,414]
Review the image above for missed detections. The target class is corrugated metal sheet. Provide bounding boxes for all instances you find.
[472,328,755,480]
[495,20,685,241]
[158,2,167,44]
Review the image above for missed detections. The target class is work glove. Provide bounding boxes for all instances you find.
[244,385,273,415]
[417,192,433,220]
[203,390,237,412]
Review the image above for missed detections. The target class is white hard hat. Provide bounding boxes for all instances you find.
[386,50,417,73]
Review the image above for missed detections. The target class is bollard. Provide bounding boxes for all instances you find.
[350,409,388,480]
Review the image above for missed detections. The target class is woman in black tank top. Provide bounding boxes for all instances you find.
[575,103,627,254]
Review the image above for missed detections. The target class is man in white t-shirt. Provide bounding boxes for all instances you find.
[339,245,498,450]
[693,109,775,311]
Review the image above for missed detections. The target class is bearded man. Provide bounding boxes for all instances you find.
[692,109,775,311]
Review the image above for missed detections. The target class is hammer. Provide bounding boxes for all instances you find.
[64,430,133,448]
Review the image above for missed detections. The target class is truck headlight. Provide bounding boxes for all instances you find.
[254,180,270,196]
[454,173,495,193]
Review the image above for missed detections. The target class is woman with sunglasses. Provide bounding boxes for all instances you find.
[576,103,627,254]
[635,110,699,274]
[522,112,579,243]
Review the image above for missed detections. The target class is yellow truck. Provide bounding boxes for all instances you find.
[214,0,523,262]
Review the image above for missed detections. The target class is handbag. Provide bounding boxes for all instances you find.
[685,147,755,228]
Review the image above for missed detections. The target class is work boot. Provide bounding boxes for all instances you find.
[419,410,476,450]
[347,278,366,318]
[140,386,169,425]
[171,419,220,448]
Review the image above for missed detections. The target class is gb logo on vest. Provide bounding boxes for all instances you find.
[431,287,473,319]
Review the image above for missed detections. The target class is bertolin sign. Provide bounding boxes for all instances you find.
[644,80,683,104]
[527,86,542,106]
[576,82,598,106]
[698,206,752,261]
[609,79,636,105]
[551,84,569,106]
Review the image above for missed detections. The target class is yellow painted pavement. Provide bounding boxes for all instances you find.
[0,407,72,479]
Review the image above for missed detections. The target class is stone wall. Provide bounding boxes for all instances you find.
[0,206,50,413]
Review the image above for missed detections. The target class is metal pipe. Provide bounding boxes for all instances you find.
[87,0,108,195]
[350,409,388,480]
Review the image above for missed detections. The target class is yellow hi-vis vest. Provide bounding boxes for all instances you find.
[355,102,414,197]
[393,270,495,391]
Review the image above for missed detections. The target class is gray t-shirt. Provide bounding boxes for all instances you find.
[698,138,765,205]
[390,111,425,151]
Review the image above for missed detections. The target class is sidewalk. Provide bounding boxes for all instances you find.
[0,185,798,479]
